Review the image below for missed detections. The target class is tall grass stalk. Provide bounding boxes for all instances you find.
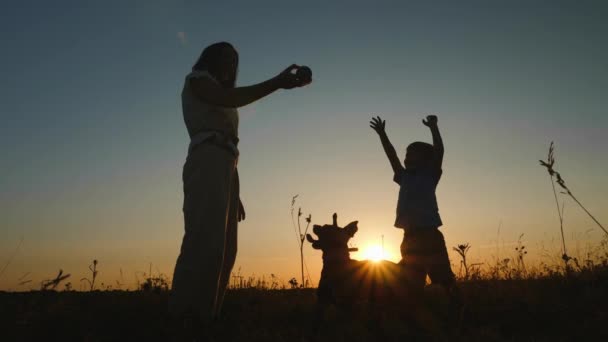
[0,237,24,279]
[539,142,569,265]
[290,195,312,288]
[540,142,607,258]
[559,181,607,237]
[80,259,99,291]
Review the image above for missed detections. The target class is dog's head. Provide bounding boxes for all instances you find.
[306,213,358,256]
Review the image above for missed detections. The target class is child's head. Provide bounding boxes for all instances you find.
[405,142,434,169]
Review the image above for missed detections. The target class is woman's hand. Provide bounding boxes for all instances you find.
[275,64,309,89]
[238,198,246,222]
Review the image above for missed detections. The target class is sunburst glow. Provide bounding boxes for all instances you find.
[361,245,384,262]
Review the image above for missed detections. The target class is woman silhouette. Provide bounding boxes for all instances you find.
[169,42,310,336]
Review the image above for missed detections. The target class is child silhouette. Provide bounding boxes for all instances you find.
[370,115,457,296]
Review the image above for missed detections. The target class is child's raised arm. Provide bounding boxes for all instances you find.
[370,116,405,175]
[422,115,444,169]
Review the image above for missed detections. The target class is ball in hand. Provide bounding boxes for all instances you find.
[296,66,312,84]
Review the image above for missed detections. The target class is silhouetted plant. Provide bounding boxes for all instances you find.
[290,195,312,288]
[101,282,114,291]
[17,272,32,287]
[539,142,569,266]
[453,243,472,280]
[599,236,608,264]
[115,268,125,290]
[0,237,23,280]
[80,259,98,291]
[139,263,170,293]
[139,274,169,293]
[540,142,608,267]
[548,152,606,237]
[18,279,32,286]
[489,221,503,279]
[270,274,279,290]
[469,263,484,280]
[288,277,298,289]
[230,267,245,289]
[499,258,512,279]
[41,269,71,290]
[514,234,528,278]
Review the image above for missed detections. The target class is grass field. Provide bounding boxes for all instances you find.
[2,264,607,342]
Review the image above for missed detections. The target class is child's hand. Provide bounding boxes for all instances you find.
[422,115,438,128]
[370,116,386,135]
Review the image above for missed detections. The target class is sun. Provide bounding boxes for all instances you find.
[361,245,384,262]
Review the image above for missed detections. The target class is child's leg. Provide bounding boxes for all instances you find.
[425,228,456,289]
[399,231,448,340]
[425,229,460,300]
[426,229,464,334]
[399,231,427,293]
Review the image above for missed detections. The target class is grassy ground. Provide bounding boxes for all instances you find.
[2,268,607,342]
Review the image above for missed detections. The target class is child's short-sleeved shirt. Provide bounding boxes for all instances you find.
[393,166,443,229]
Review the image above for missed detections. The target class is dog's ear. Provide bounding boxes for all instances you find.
[344,221,359,237]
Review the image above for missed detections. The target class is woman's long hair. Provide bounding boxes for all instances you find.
[192,42,238,88]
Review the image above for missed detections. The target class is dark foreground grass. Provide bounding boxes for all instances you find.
[1,272,607,342]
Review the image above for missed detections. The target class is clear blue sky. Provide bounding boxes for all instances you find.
[1,0,607,290]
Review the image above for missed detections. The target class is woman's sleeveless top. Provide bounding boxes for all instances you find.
[181,70,239,140]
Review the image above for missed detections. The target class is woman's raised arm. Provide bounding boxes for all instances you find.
[190,64,308,108]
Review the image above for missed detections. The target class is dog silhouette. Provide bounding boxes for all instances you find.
[307,213,409,306]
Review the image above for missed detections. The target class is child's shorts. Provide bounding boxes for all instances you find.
[399,227,455,290]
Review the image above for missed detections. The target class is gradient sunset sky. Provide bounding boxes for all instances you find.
[1,1,607,290]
